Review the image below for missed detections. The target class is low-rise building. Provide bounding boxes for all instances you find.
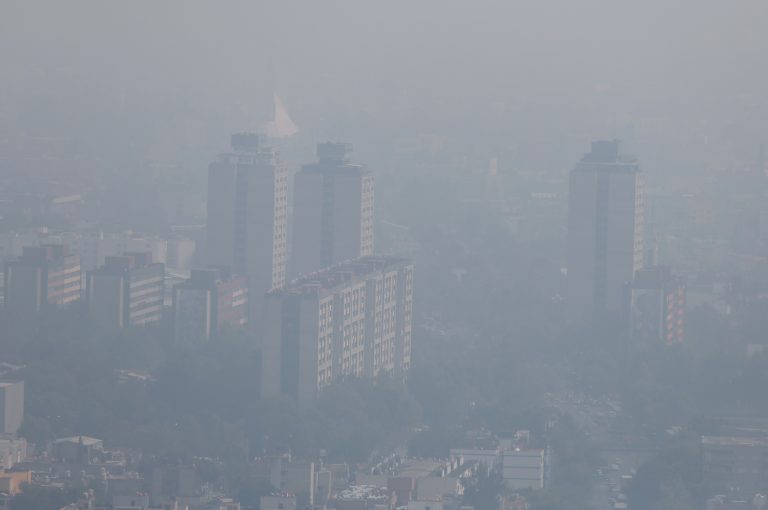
[0,437,26,469]
[261,494,296,510]
[252,455,316,507]
[52,436,103,464]
[0,470,30,496]
[449,449,499,467]
[627,266,686,345]
[113,493,150,510]
[416,477,462,501]
[408,500,444,510]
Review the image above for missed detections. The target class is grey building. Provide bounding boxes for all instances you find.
[290,143,374,278]
[567,140,644,320]
[4,244,81,315]
[206,133,288,301]
[173,267,249,343]
[627,266,686,345]
[0,382,23,436]
[86,252,165,329]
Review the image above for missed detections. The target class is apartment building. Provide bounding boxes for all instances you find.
[261,257,413,405]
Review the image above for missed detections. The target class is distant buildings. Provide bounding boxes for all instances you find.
[0,470,31,497]
[291,143,374,278]
[627,266,686,345]
[86,253,165,329]
[52,436,103,464]
[0,382,23,436]
[253,455,316,507]
[348,456,474,510]
[3,244,81,315]
[173,268,248,343]
[47,231,170,271]
[567,140,644,320]
[0,436,27,470]
[702,435,768,495]
[261,257,413,404]
[206,133,288,298]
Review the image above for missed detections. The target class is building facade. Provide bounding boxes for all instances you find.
[173,268,249,343]
[86,253,165,329]
[291,143,374,278]
[206,133,288,298]
[261,257,413,405]
[3,244,81,315]
[627,266,686,345]
[567,140,644,320]
[502,449,545,491]
[0,382,23,436]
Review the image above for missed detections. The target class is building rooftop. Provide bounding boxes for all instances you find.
[274,256,411,296]
[89,252,159,275]
[231,132,262,153]
[11,244,72,265]
[575,140,639,170]
[335,485,389,501]
[394,460,443,479]
[53,436,103,447]
[216,148,280,167]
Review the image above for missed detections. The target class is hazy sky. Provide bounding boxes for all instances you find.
[1,1,767,173]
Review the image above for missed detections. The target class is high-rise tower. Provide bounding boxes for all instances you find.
[290,143,374,278]
[206,133,288,298]
[567,140,644,320]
